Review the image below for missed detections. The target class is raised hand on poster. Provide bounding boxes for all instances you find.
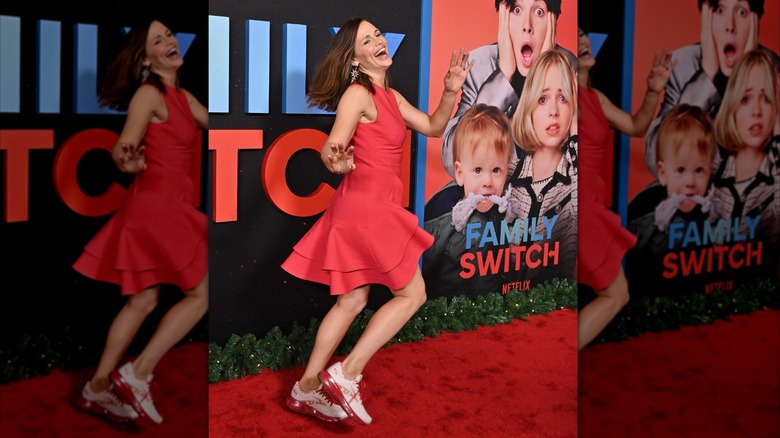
[498,3,515,81]
[700,4,718,81]
[542,9,557,54]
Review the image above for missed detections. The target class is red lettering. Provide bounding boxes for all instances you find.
[662,252,678,278]
[208,130,263,222]
[53,128,126,217]
[459,252,475,279]
[0,130,54,222]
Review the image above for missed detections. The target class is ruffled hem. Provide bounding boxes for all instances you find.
[282,217,433,295]
[577,199,637,290]
[73,198,208,295]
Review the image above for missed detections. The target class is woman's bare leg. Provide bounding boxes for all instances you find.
[578,267,630,351]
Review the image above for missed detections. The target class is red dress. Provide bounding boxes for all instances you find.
[282,85,433,295]
[73,83,207,295]
[577,86,637,290]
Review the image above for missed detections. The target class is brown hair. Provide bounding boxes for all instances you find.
[511,50,575,152]
[98,19,169,111]
[656,104,715,162]
[453,104,513,165]
[306,18,389,112]
[714,50,779,153]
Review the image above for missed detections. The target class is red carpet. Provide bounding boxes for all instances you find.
[209,309,578,437]
[0,342,208,437]
[579,309,780,438]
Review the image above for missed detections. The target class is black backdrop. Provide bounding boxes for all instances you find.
[208,0,422,345]
[0,1,208,354]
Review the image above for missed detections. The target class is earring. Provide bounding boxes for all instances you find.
[141,64,150,82]
[349,64,359,83]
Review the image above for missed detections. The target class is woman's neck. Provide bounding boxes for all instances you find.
[578,68,590,90]
[532,147,563,181]
[735,146,766,181]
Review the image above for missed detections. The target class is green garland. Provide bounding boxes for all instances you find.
[209,278,578,383]
[209,277,779,384]
[591,278,779,345]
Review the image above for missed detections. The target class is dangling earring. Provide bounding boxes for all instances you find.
[141,64,150,82]
[349,64,359,83]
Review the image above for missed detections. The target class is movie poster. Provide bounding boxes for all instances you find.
[421,0,578,299]
[624,0,780,297]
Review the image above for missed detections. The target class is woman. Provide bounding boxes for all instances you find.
[73,18,208,425]
[281,18,472,425]
[576,27,673,350]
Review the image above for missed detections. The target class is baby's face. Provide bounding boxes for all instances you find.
[735,67,776,149]
[455,143,510,213]
[658,146,712,213]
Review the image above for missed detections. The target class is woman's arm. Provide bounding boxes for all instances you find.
[183,88,208,129]
[320,85,371,173]
[397,48,473,138]
[112,85,160,173]
[598,49,674,137]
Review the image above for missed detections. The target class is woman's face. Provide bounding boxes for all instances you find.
[735,66,775,149]
[531,64,572,149]
[710,0,753,77]
[352,21,391,74]
[577,28,595,70]
[508,0,551,76]
[145,20,182,73]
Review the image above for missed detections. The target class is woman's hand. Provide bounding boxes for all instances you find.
[444,48,474,95]
[113,142,146,174]
[647,48,675,94]
[326,142,355,174]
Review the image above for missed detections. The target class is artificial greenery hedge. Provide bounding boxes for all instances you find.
[209,277,778,384]
[2,277,776,384]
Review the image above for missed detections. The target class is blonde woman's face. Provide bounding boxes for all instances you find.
[735,67,775,149]
[531,64,571,149]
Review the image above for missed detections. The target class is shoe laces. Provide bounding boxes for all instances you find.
[316,387,338,406]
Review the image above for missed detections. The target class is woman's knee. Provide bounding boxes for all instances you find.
[336,287,369,316]
[127,287,159,315]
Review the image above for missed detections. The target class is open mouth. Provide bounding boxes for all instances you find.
[166,48,179,58]
[748,123,764,135]
[546,123,561,136]
[723,43,737,68]
[521,44,534,67]
[375,47,387,58]
[578,48,590,57]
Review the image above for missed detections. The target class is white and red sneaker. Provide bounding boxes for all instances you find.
[110,362,163,425]
[76,381,139,422]
[318,362,372,425]
[286,381,348,422]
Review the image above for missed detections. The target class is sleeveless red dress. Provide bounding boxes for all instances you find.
[577,86,637,290]
[282,85,433,295]
[73,83,207,295]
